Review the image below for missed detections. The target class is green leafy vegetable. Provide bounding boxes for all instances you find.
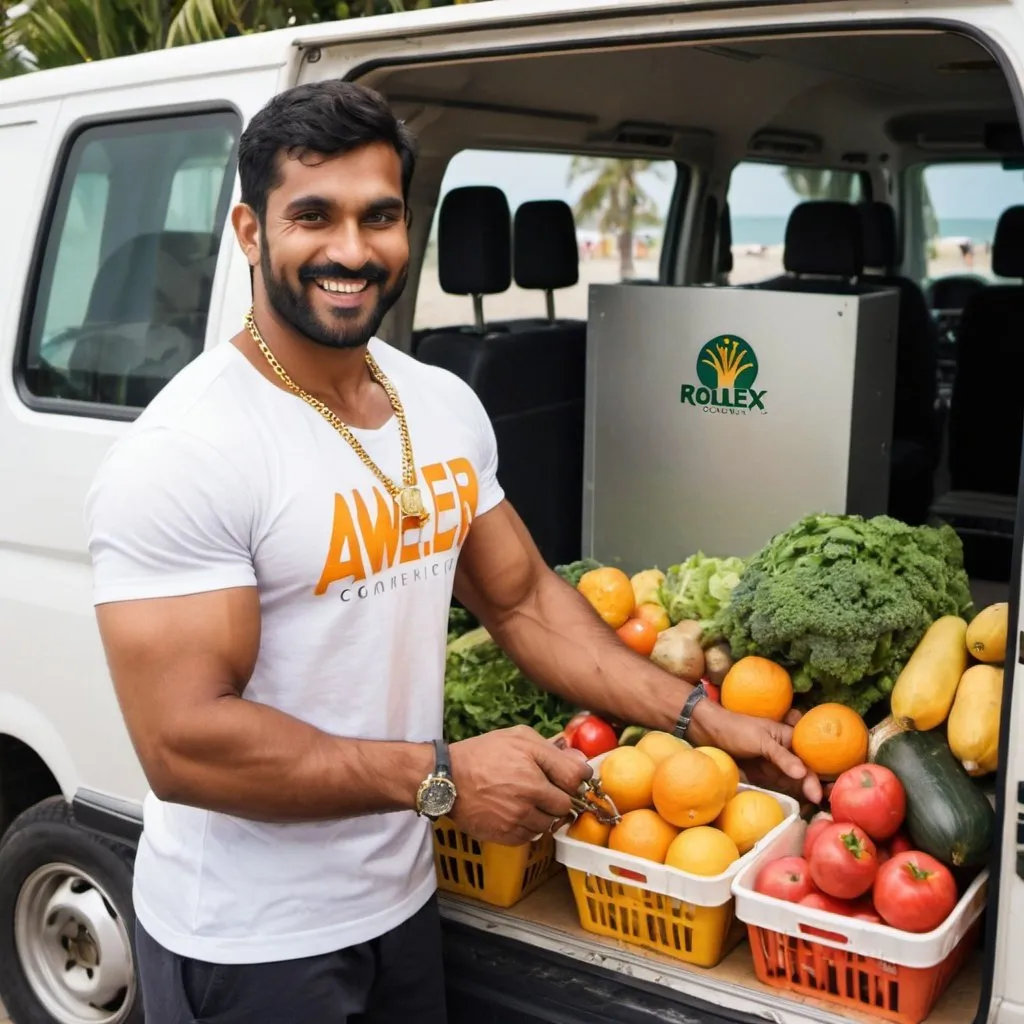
[447,605,478,644]
[554,558,604,588]
[659,552,746,629]
[705,513,975,717]
[443,627,577,743]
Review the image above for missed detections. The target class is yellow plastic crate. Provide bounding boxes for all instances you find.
[432,816,561,908]
[566,868,739,968]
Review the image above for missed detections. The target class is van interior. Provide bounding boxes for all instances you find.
[344,25,1017,1021]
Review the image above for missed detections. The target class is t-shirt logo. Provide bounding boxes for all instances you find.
[315,456,480,595]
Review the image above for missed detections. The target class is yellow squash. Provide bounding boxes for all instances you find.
[965,602,1008,664]
[890,616,969,730]
[947,664,1003,776]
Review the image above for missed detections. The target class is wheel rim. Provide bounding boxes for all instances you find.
[14,861,135,1024]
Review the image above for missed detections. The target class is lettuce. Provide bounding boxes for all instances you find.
[659,552,746,628]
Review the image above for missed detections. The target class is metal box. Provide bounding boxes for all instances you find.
[582,284,900,572]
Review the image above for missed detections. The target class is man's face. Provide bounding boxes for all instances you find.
[254,141,409,350]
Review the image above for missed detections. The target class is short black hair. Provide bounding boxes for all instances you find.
[237,80,418,220]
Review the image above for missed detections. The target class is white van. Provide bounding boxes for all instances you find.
[1,0,1022,1021]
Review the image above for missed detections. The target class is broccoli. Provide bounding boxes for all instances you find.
[706,513,975,716]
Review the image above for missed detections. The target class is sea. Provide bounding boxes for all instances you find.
[731,215,1000,247]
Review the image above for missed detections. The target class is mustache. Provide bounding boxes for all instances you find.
[299,261,388,284]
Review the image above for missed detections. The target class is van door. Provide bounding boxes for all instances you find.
[0,64,280,811]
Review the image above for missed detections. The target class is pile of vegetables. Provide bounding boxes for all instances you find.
[704,513,975,716]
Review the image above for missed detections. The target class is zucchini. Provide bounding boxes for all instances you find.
[889,616,968,731]
[869,716,995,868]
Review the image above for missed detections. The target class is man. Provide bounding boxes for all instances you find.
[85,80,819,1023]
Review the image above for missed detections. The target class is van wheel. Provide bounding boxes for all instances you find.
[0,797,141,1024]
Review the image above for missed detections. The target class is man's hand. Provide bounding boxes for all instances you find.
[695,704,823,806]
[449,726,593,846]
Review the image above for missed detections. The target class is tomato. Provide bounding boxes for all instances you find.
[808,823,878,900]
[799,891,853,917]
[888,832,913,857]
[569,715,618,759]
[873,852,958,933]
[803,812,834,860]
[754,856,816,903]
[700,679,721,703]
[616,617,659,657]
[847,895,883,924]
[563,711,591,745]
[829,764,906,841]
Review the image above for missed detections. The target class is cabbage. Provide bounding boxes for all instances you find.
[659,552,746,628]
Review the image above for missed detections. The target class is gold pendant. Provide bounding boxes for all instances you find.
[399,486,429,522]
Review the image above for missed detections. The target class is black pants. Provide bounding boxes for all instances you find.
[135,896,448,1023]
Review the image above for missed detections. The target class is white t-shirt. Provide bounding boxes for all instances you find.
[84,337,504,964]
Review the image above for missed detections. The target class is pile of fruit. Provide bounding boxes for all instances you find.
[752,762,960,934]
[565,733,787,877]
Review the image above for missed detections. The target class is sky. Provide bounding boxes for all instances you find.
[436,149,1024,226]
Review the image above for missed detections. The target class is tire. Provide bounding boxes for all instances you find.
[0,797,142,1024]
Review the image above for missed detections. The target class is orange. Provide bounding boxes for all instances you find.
[695,746,741,799]
[791,702,869,779]
[720,656,793,721]
[567,811,612,847]
[608,809,680,863]
[578,567,635,629]
[715,790,785,854]
[616,617,659,657]
[599,746,656,813]
[651,749,728,828]
[635,602,671,632]
[636,731,691,766]
[665,826,740,876]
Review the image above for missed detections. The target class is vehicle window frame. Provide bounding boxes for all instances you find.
[13,104,241,423]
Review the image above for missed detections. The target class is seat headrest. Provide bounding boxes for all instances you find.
[783,201,863,278]
[438,186,511,296]
[513,200,579,291]
[993,206,1024,278]
[857,202,898,271]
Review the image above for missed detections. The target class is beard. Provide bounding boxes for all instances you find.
[261,243,408,351]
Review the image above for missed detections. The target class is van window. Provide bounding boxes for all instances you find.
[917,161,1024,284]
[20,111,239,412]
[725,161,867,284]
[413,149,679,331]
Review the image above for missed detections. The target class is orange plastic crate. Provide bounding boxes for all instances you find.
[432,816,561,908]
[746,919,981,1024]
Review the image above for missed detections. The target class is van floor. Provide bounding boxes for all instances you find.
[439,876,983,1024]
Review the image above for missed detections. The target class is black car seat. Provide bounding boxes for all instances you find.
[930,205,1024,578]
[416,189,587,567]
[512,199,583,328]
[857,201,942,524]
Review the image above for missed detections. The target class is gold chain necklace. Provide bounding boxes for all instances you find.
[244,307,429,524]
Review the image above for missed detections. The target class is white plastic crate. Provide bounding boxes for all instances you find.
[731,816,988,968]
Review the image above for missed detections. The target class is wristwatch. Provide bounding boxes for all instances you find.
[415,739,458,821]
[672,685,708,741]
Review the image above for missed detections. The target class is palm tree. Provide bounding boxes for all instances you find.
[0,0,480,75]
[568,157,664,278]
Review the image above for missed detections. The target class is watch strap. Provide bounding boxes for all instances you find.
[433,738,452,778]
[672,686,707,740]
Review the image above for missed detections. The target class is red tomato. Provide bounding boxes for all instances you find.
[829,764,906,841]
[700,679,721,703]
[616,617,659,657]
[803,812,834,860]
[873,852,958,933]
[847,896,883,924]
[569,715,618,759]
[753,856,816,903]
[563,711,591,746]
[809,823,878,900]
[889,832,913,856]
[799,891,853,916]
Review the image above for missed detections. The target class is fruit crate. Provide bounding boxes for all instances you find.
[553,755,800,969]
[731,818,989,1024]
[432,815,562,908]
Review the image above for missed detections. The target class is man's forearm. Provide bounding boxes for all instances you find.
[480,571,726,745]
[144,697,434,823]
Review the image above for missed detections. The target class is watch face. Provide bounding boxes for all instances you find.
[420,777,456,818]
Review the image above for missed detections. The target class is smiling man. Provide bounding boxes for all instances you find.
[84,81,818,1023]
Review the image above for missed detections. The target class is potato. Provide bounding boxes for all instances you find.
[703,642,735,686]
[672,620,703,642]
[651,627,705,681]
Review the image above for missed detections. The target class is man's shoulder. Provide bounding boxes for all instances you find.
[369,338,481,409]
